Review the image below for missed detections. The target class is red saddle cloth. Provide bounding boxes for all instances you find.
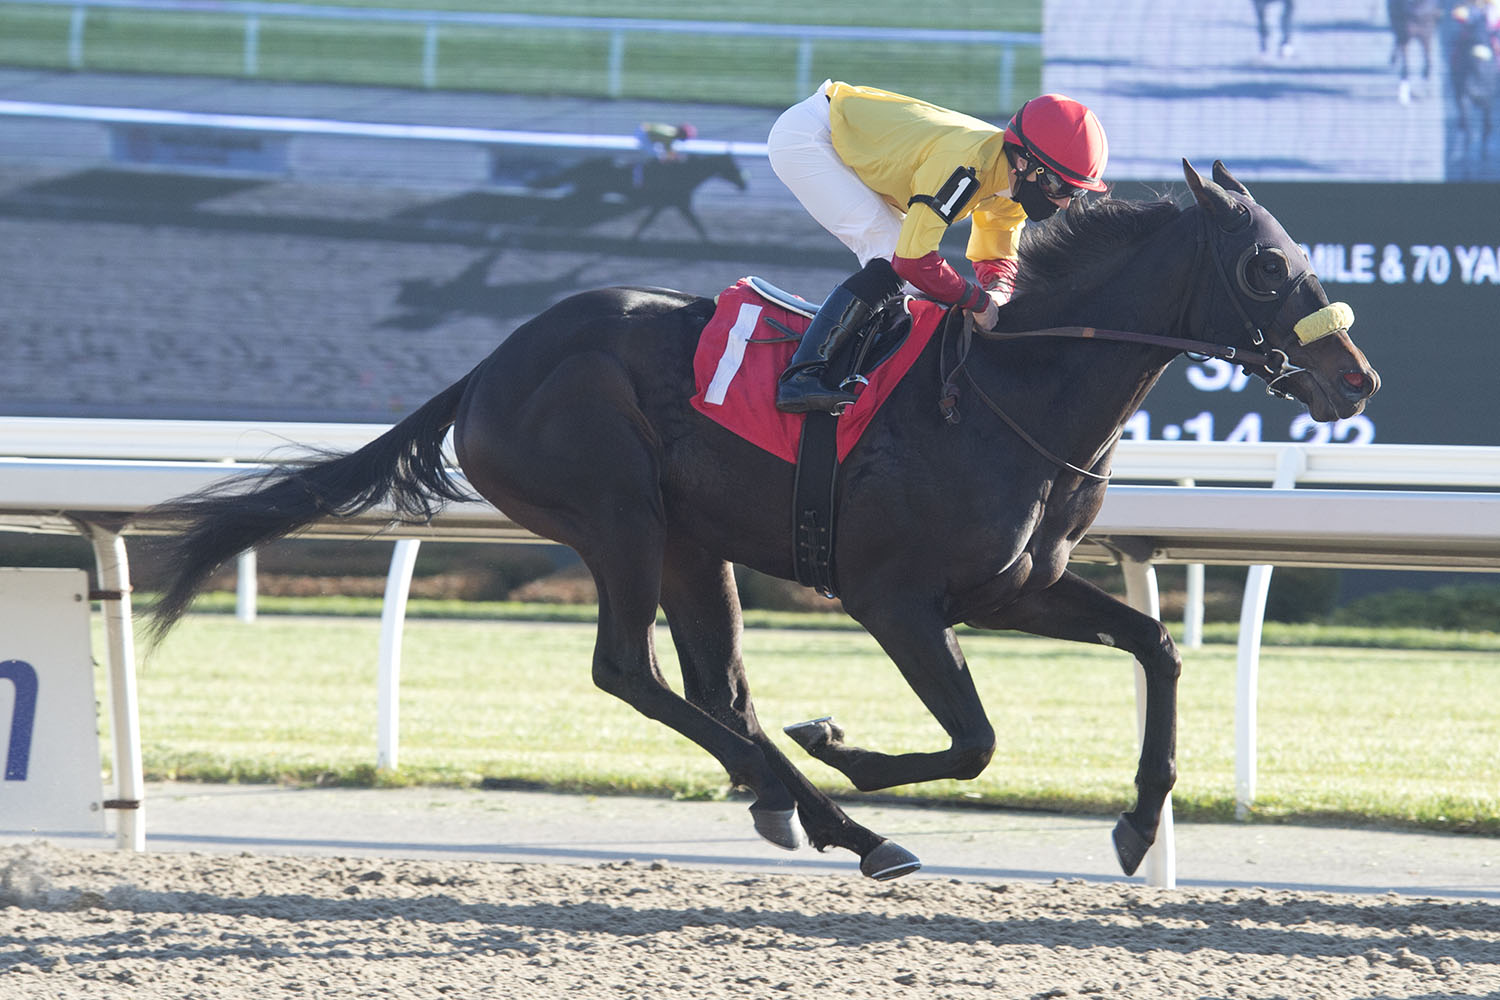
[690,279,946,464]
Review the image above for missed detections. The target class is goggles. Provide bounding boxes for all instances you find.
[1026,157,1087,201]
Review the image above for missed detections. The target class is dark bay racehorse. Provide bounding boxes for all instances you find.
[540,152,746,241]
[148,161,1379,881]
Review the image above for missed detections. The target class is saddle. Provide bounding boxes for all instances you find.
[691,278,949,597]
[744,276,914,376]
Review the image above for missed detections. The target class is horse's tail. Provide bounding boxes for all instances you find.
[146,372,475,640]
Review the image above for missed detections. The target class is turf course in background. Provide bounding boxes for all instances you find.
[0,0,1042,114]
[110,613,1500,835]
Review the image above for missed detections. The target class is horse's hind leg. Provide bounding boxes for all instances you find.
[969,570,1181,878]
[659,537,919,877]
[460,356,784,828]
[659,536,799,847]
[461,355,911,876]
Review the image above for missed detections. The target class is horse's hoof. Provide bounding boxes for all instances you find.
[783,716,843,753]
[861,840,921,881]
[749,806,802,851]
[1112,813,1153,877]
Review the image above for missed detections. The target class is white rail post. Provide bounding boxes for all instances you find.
[85,523,145,851]
[235,549,257,623]
[1119,555,1175,889]
[607,30,625,98]
[1234,446,1307,819]
[997,44,1016,115]
[243,14,259,76]
[1178,478,1204,649]
[795,38,813,101]
[422,23,438,88]
[68,5,86,68]
[376,538,421,772]
[1183,563,1205,649]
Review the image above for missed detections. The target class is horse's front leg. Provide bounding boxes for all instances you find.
[968,569,1181,877]
[783,600,998,792]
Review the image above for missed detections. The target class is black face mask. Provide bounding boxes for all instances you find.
[1014,175,1059,221]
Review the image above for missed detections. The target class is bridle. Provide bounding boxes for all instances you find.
[938,201,1330,481]
[1191,205,1316,400]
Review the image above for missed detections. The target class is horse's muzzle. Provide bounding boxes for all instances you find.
[1340,366,1380,404]
[1318,363,1380,420]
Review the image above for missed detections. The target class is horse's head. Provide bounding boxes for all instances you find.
[1183,159,1380,422]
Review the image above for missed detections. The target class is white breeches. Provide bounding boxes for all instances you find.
[765,81,906,268]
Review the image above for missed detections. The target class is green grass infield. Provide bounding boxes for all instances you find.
[108,606,1500,836]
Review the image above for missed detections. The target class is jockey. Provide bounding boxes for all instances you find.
[638,121,696,160]
[766,81,1108,414]
[633,121,697,188]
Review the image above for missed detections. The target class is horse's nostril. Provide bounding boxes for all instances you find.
[1342,371,1371,397]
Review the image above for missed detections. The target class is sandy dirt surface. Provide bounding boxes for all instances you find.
[3,843,1498,999]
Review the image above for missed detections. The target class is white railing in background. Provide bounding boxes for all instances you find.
[11,416,1497,485]
[2,0,1038,106]
[1113,440,1500,488]
[0,97,766,156]
[3,417,1498,888]
[0,417,394,462]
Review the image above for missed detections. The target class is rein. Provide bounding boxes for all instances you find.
[939,313,1115,482]
[937,207,1305,481]
[976,322,1285,370]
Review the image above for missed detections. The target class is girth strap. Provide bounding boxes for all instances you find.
[792,409,840,597]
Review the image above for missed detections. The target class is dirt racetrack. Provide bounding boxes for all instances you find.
[3,843,1498,999]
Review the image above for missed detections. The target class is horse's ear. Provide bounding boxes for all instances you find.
[1211,160,1254,201]
[1182,158,1250,231]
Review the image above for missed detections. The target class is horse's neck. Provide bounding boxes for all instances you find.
[694,158,727,183]
[971,221,1200,460]
[962,314,1171,472]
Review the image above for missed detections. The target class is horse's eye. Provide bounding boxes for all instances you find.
[1244,248,1289,295]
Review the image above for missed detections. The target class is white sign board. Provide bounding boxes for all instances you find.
[0,568,104,834]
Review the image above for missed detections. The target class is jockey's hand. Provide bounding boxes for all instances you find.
[969,289,1009,332]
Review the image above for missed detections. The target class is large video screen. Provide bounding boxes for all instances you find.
[0,0,1493,447]
[1108,178,1500,447]
[1046,0,1499,446]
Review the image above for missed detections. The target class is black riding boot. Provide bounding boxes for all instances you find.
[775,260,902,414]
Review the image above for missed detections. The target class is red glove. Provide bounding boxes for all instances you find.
[973,258,1019,302]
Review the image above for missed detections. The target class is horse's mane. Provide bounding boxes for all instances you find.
[1014,196,1184,301]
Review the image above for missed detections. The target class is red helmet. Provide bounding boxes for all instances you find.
[1003,94,1109,193]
